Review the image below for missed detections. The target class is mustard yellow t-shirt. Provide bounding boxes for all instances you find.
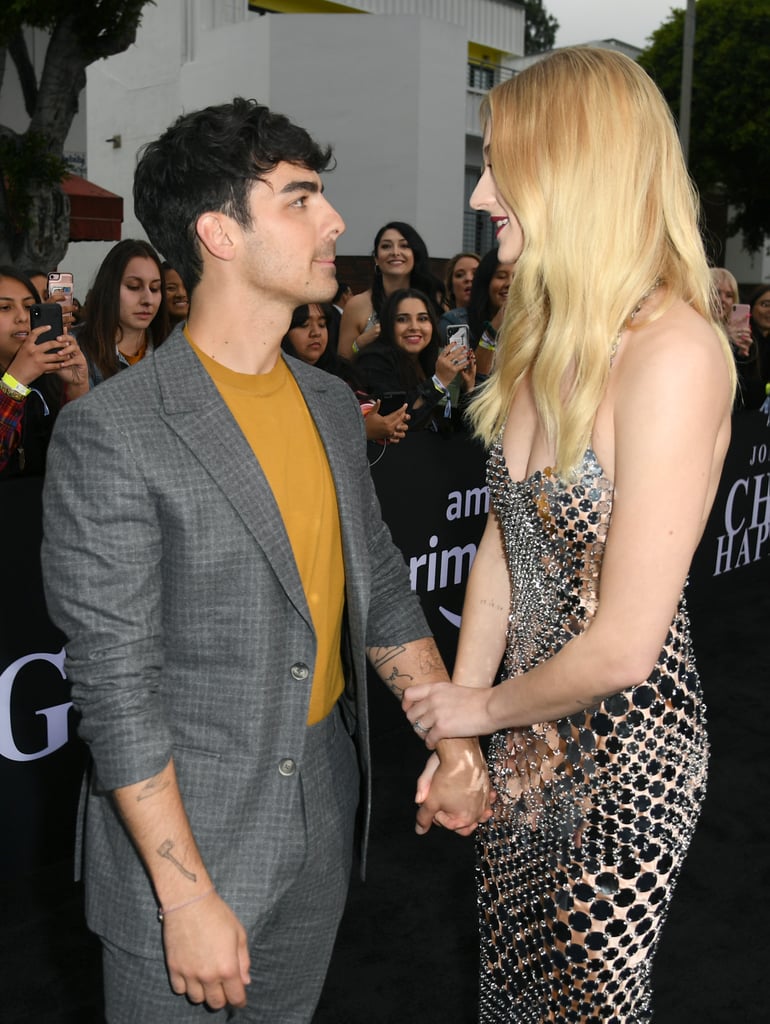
[187,331,346,724]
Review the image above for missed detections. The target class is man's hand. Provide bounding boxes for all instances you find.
[414,738,493,837]
[162,890,251,1010]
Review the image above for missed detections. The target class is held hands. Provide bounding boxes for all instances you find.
[403,681,496,750]
[413,741,494,837]
[162,889,251,1011]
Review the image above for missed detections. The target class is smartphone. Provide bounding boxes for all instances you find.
[729,303,751,327]
[446,324,470,349]
[31,302,64,346]
[47,271,74,303]
[379,391,407,416]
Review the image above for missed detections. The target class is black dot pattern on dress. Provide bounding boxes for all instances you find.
[477,441,708,1023]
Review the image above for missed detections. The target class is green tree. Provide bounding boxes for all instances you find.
[638,0,770,252]
[522,0,559,56]
[0,1,154,266]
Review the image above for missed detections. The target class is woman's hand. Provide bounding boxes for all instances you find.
[365,401,410,443]
[403,681,496,749]
[725,319,752,358]
[53,336,89,398]
[459,348,477,392]
[355,320,381,351]
[435,341,470,388]
[7,325,78,385]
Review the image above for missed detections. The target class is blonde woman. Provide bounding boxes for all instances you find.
[404,48,735,1021]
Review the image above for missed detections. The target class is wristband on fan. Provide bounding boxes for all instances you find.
[1,372,31,398]
[431,374,449,394]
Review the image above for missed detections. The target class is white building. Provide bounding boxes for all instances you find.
[59,0,526,292]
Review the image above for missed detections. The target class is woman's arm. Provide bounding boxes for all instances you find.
[404,309,733,743]
[451,508,510,691]
[338,291,379,359]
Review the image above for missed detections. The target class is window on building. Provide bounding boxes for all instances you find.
[468,63,494,91]
[463,166,495,255]
[214,0,248,27]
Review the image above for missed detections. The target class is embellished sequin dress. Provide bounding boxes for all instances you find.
[477,441,708,1023]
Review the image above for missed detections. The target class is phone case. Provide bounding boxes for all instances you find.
[31,302,64,343]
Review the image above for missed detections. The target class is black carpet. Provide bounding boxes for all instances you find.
[2,569,766,1023]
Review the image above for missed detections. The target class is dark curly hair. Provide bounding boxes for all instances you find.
[134,98,334,297]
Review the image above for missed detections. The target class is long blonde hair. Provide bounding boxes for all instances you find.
[469,47,735,474]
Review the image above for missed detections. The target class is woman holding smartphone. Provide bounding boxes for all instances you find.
[403,49,735,1021]
[0,267,88,477]
[355,287,475,432]
[710,266,761,408]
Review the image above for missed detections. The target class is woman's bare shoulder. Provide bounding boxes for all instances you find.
[344,289,372,315]
[618,299,731,400]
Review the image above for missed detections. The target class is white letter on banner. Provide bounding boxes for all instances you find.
[0,648,72,762]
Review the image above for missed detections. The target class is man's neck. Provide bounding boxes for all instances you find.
[186,284,290,375]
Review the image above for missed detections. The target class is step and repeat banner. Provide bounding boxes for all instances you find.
[2,413,768,876]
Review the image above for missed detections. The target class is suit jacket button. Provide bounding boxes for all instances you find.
[278,758,296,777]
[290,663,310,681]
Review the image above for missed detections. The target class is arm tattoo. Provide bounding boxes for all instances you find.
[576,695,604,710]
[368,645,406,670]
[136,775,171,802]
[385,665,414,698]
[157,839,197,882]
[416,642,444,675]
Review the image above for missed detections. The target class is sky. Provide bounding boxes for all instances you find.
[544,0,683,50]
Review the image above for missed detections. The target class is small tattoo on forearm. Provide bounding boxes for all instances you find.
[369,645,406,669]
[480,598,504,612]
[416,642,444,674]
[136,776,170,802]
[385,665,413,698]
[157,839,197,882]
[576,695,603,710]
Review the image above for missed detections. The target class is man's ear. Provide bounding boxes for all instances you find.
[196,212,237,262]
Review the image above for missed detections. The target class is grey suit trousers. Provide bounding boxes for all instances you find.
[101,706,359,1024]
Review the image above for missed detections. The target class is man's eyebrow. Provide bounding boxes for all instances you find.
[279,179,323,195]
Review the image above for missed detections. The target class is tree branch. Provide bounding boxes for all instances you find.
[8,29,37,118]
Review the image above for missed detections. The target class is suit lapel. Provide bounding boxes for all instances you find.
[153,332,311,628]
[283,357,360,572]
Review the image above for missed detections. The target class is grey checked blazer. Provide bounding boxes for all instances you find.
[41,327,429,957]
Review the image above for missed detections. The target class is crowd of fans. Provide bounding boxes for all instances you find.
[2,226,768,482]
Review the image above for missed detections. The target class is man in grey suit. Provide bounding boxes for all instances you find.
[41,99,489,1023]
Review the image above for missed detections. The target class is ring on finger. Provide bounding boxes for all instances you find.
[413,720,428,734]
